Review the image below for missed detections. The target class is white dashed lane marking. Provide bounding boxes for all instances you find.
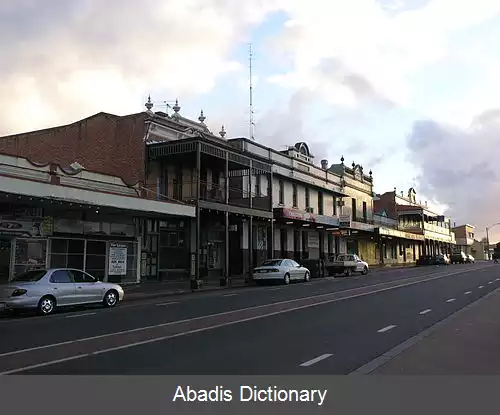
[300,354,333,367]
[377,325,397,333]
[65,312,96,319]
[479,286,484,289]
[223,293,239,297]
[419,309,432,315]
[465,291,472,295]
[156,302,180,306]
[446,298,456,303]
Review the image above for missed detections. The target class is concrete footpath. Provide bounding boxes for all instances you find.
[366,285,500,374]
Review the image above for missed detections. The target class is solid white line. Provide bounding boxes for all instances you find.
[300,353,333,367]
[377,325,397,333]
[156,302,180,306]
[419,309,432,315]
[446,298,456,303]
[465,291,472,295]
[65,313,96,319]
[0,265,488,360]
[479,286,484,289]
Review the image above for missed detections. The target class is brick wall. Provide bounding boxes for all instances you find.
[0,112,148,186]
[373,192,397,219]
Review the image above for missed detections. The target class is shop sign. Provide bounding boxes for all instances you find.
[339,215,351,228]
[315,215,340,227]
[281,208,316,223]
[307,232,320,249]
[0,217,53,237]
[108,243,127,276]
[378,227,425,241]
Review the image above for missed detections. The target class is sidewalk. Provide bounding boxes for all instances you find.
[364,286,500,374]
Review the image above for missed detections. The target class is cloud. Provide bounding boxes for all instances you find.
[0,0,281,135]
[407,109,500,239]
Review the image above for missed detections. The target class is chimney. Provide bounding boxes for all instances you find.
[321,159,328,169]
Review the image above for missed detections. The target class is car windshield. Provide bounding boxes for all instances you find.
[260,260,282,267]
[11,269,47,282]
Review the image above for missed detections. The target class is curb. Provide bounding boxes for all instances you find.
[348,283,500,375]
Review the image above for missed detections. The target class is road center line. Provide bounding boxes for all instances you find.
[156,302,180,306]
[446,298,456,303]
[488,281,493,284]
[479,286,484,289]
[223,293,239,297]
[300,354,333,367]
[65,313,96,319]
[419,309,432,315]
[378,325,396,333]
[0,264,491,362]
[465,291,472,295]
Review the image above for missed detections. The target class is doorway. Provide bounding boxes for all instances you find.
[0,237,12,283]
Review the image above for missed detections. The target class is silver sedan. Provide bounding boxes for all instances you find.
[252,259,310,285]
[0,268,125,315]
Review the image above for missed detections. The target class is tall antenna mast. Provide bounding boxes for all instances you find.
[248,43,255,140]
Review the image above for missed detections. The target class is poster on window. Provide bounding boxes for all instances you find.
[108,243,127,276]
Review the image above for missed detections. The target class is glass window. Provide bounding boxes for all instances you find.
[51,239,68,254]
[71,270,96,283]
[50,270,73,283]
[261,259,282,267]
[68,239,85,254]
[12,270,47,282]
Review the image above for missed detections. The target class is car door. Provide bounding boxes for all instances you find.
[282,260,293,279]
[287,260,300,280]
[70,270,104,304]
[48,270,77,306]
[353,255,364,272]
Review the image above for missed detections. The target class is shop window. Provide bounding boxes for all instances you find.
[13,238,47,278]
[85,240,106,280]
[50,238,84,270]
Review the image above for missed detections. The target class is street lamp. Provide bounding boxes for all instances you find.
[485,222,500,260]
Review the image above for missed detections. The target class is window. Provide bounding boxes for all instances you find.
[318,192,324,215]
[292,184,298,207]
[71,270,97,283]
[333,197,337,216]
[12,270,47,282]
[363,201,367,222]
[255,176,261,197]
[279,180,284,204]
[49,270,73,283]
[305,188,310,208]
[351,198,357,221]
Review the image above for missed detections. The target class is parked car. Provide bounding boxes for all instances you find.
[416,255,437,266]
[466,254,475,264]
[324,253,369,276]
[435,254,450,265]
[0,268,125,316]
[450,252,467,264]
[252,259,310,285]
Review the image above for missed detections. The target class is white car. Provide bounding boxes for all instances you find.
[252,259,310,285]
[0,268,125,315]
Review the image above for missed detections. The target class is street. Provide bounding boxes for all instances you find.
[0,263,497,375]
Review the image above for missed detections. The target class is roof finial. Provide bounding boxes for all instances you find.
[145,95,153,111]
[219,125,226,138]
[340,155,344,164]
[352,161,355,168]
[369,169,372,177]
[198,109,206,124]
[173,99,180,114]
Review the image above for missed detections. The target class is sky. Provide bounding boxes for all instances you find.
[2,0,500,241]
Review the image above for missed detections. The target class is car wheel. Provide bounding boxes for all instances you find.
[362,266,368,275]
[345,268,352,277]
[304,272,310,282]
[103,290,119,308]
[38,296,56,316]
[284,273,291,285]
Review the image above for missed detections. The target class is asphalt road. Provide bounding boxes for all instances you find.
[0,262,497,375]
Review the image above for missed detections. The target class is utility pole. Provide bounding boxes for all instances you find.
[248,43,255,140]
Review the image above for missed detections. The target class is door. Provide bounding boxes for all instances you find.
[48,270,77,306]
[290,260,304,279]
[70,270,104,304]
[287,260,301,280]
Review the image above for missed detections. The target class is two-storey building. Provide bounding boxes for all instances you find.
[328,159,377,264]
[452,224,475,256]
[374,187,456,262]
[227,139,378,265]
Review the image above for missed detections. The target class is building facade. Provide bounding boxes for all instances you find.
[374,188,456,264]
[0,153,195,284]
[452,224,475,255]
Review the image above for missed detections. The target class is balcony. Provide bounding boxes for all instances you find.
[141,180,272,211]
[398,223,424,233]
[423,222,452,235]
[373,214,398,229]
